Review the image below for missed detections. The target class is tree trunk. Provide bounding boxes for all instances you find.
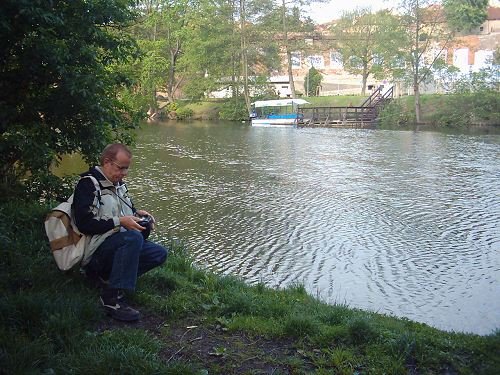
[286,50,296,98]
[361,65,368,95]
[240,0,251,115]
[282,0,296,98]
[149,84,158,112]
[414,82,421,123]
[231,0,238,98]
[167,42,181,102]
[413,0,421,123]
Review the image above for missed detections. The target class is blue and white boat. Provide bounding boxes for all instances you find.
[250,99,310,127]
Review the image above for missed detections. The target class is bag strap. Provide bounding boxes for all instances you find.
[110,187,136,214]
[80,174,136,214]
[82,175,100,191]
[81,175,102,208]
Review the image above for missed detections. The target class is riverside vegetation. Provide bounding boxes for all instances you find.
[159,93,500,129]
[1,200,499,374]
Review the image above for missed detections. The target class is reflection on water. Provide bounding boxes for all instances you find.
[70,121,500,334]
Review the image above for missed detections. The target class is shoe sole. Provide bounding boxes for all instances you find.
[103,307,141,321]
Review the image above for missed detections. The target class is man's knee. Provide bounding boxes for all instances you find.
[156,244,168,266]
[125,229,144,248]
[136,242,168,278]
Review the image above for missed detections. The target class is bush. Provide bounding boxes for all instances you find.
[166,102,179,112]
[431,68,500,127]
[431,91,500,127]
[430,94,473,127]
[283,313,321,338]
[378,99,414,128]
[347,317,377,345]
[218,99,248,121]
[176,107,194,120]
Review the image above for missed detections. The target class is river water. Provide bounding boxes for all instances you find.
[81,121,500,334]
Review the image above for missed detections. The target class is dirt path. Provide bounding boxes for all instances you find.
[96,310,313,374]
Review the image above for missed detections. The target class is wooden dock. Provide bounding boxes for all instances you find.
[297,86,393,128]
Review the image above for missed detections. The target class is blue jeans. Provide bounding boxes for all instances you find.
[86,230,168,291]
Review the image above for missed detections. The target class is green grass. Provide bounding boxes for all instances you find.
[1,200,499,374]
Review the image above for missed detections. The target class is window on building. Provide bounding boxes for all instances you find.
[291,52,301,69]
[330,51,343,69]
[453,48,469,74]
[307,55,325,69]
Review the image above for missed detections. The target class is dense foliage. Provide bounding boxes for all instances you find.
[218,99,249,121]
[443,0,489,31]
[0,0,140,200]
[379,61,500,128]
[124,0,314,118]
[432,66,500,126]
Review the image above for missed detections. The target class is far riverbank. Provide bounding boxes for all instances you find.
[158,93,500,129]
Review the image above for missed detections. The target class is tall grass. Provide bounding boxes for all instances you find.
[0,201,203,374]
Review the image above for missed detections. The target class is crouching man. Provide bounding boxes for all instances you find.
[72,143,168,321]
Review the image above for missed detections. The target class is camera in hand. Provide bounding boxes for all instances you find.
[137,215,151,227]
[136,215,152,240]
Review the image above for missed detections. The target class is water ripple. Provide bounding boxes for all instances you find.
[131,123,500,335]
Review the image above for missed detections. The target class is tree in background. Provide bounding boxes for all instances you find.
[123,0,314,115]
[239,0,281,113]
[393,0,454,123]
[181,0,284,114]
[443,0,488,31]
[393,0,490,123]
[329,8,401,95]
[181,0,315,114]
[125,0,192,119]
[0,0,139,199]
[281,0,323,98]
[304,67,322,96]
[177,0,238,100]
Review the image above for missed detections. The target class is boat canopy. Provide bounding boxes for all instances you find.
[252,99,310,108]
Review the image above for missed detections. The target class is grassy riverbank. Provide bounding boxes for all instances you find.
[172,95,367,121]
[1,200,499,374]
[172,94,500,129]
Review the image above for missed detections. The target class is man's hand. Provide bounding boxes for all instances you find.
[135,209,156,231]
[119,215,146,231]
[136,209,155,223]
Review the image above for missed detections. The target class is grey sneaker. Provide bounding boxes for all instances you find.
[100,288,141,322]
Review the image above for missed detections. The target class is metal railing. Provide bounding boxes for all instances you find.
[298,86,394,127]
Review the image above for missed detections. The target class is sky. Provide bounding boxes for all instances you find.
[305,0,391,24]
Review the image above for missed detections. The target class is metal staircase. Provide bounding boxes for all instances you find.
[298,86,394,128]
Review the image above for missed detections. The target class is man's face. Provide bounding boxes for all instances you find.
[102,150,131,184]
